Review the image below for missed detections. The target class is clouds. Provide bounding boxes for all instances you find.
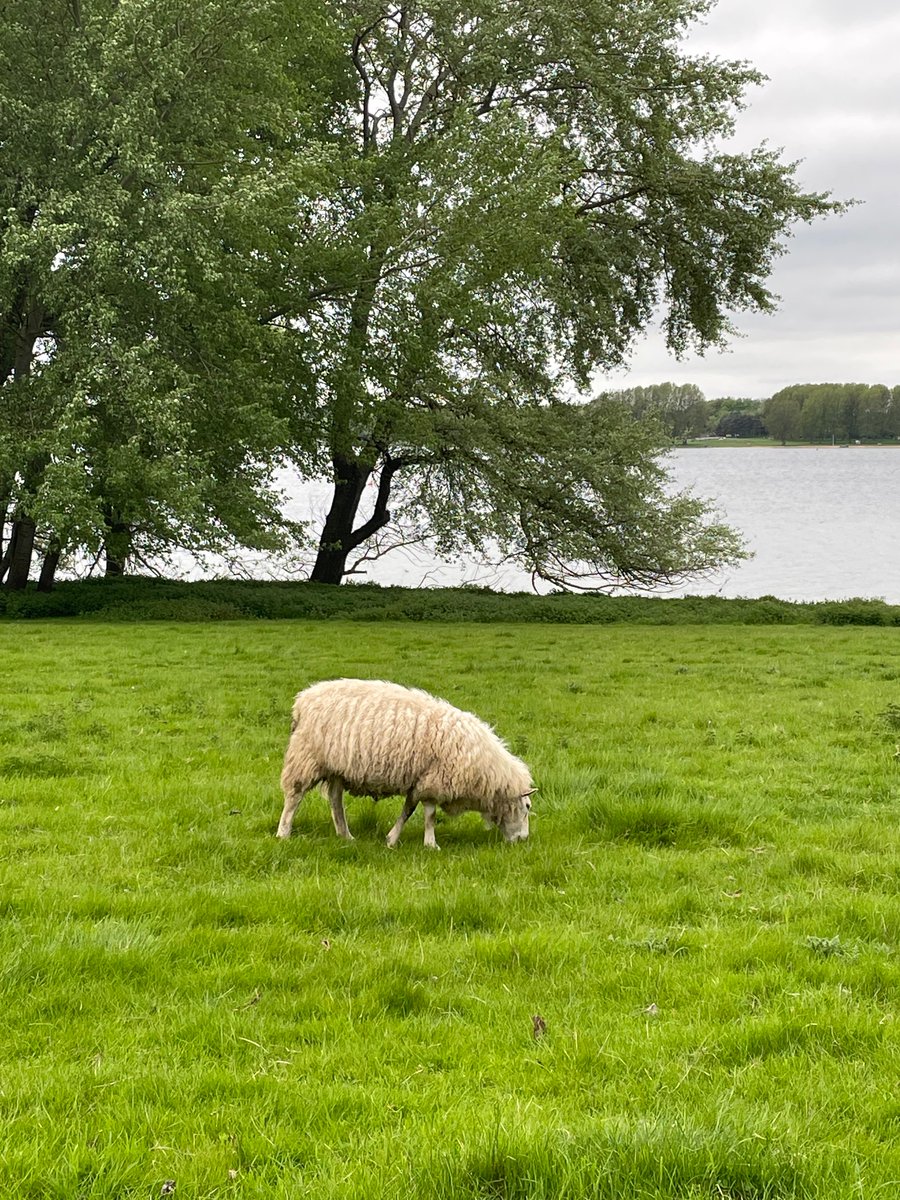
[598,0,900,399]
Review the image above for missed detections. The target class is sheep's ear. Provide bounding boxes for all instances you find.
[524,787,538,797]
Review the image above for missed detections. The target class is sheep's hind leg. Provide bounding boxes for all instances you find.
[386,791,419,849]
[326,778,354,841]
[276,785,306,839]
[423,802,440,851]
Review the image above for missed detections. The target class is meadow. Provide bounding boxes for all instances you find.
[2,618,900,1198]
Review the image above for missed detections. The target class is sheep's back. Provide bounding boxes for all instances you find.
[291,679,446,795]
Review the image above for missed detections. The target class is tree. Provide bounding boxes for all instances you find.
[1,0,333,587]
[763,388,805,444]
[714,411,766,438]
[799,385,849,443]
[604,383,709,440]
[705,397,763,433]
[380,398,747,589]
[856,385,890,440]
[280,0,840,587]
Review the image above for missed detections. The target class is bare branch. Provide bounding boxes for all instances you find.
[406,63,450,142]
[351,27,377,151]
[346,526,430,575]
[576,186,649,215]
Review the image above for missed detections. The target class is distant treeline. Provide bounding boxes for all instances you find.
[601,382,900,443]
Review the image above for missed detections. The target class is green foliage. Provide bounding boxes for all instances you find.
[763,389,805,444]
[277,0,839,584]
[0,0,336,572]
[1,0,844,592]
[395,398,748,589]
[713,410,767,438]
[3,576,900,626]
[597,382,710,440]
[1,620,900,1195]
[764,384,900,444]
[602,388,770,441]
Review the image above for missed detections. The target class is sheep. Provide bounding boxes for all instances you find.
[276,678,535,849]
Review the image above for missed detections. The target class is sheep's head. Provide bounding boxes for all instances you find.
[497,788,535,843]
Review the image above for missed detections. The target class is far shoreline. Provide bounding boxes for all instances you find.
[679,438,900,449]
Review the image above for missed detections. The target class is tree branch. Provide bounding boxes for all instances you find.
[351,27,376,151]
[346,454,416,550]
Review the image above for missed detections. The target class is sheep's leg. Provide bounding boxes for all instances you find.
[386,791,419,849]
[326,778,353,841]
[423,802,440,851]
[278,741,318,839]
[276,786,306,839]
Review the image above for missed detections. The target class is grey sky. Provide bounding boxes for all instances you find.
[595,0,900,400]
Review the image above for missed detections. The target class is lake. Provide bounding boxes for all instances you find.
[179,447,900,603]
[665,446,900,602]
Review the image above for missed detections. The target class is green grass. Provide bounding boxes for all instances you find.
[681,437,779,447]
[2,620,900,1197]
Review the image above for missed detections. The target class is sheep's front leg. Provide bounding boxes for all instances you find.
[326,778,353,841]
[386,791,419,849]
[423,802,440,850]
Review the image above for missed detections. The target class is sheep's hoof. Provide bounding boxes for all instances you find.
[424,843,441,851]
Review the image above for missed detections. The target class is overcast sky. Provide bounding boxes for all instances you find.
[595,0,900,401]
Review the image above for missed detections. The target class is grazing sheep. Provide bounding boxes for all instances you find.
[277,678,535,849]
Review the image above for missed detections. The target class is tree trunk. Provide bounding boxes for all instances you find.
[1,294,48,590]
[103,510,132,577]
[310,457,372,584]
[0,495,8,581]
[4,515,36,590]
[310,453,405,584]
[105,552,126,578]
[37,538,62,592]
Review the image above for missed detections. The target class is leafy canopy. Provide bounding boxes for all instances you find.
[282,0,839,586]
[0,0,336,566]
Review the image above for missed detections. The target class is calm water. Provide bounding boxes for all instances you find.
[176,448,900,602]
[665,447,900,602]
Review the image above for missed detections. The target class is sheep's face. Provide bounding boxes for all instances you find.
[498,791,534,843]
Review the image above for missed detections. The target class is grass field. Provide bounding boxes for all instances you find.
[2,619,900,1198]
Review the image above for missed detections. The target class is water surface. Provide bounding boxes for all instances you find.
[175,447,900,603]
[668,446,900,602]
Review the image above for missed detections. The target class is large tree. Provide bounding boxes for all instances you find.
[0,0,333,587]
[278,0,839,586]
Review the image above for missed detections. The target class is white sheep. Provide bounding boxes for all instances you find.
[277,678,535,849]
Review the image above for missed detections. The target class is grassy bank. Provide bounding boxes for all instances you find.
[2,619,900,1197]
[2,575,900,625]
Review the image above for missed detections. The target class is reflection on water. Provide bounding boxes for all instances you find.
[171,447,900,602]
